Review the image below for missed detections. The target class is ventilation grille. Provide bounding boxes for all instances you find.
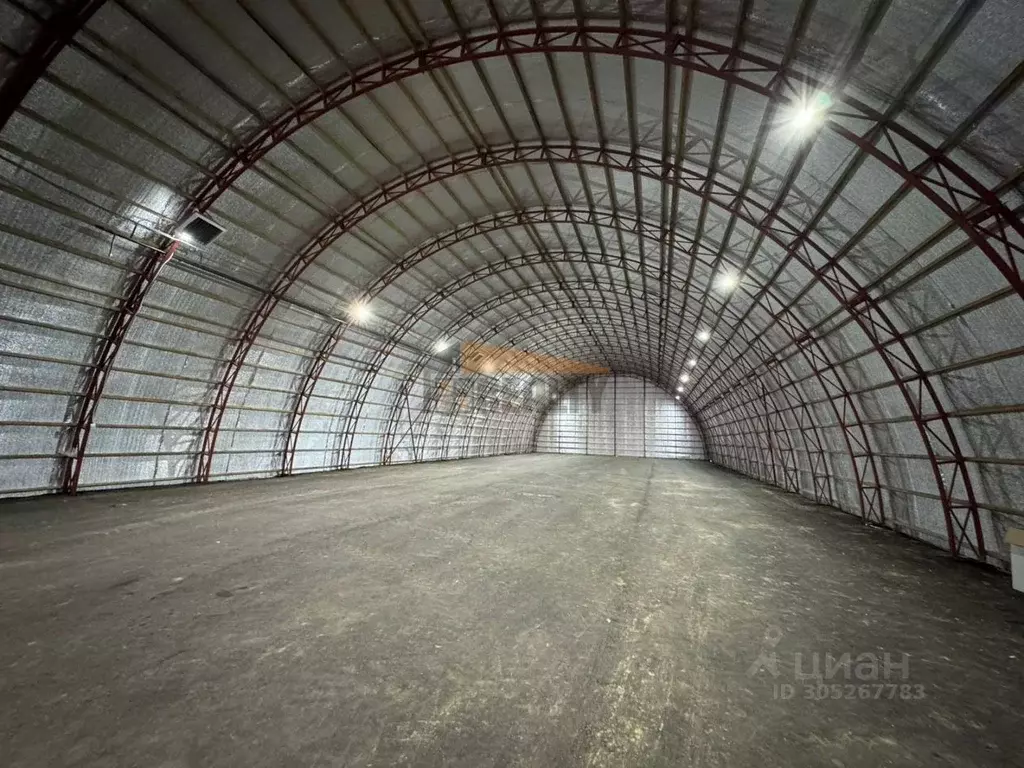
[178,214,224,246]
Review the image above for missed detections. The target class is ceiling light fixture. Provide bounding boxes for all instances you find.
[687,358,698,368]
[349,301,372,324]
[680,374,690,384]
[697,329,711,343]
[786,92,832,136]
[714,270,740,292]
[434,339,451,353]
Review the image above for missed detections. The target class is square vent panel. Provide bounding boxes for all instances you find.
[178,214,225,247]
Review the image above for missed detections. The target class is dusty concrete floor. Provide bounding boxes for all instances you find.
[1,455,1022,767]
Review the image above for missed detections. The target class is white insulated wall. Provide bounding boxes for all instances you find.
[535,375,705,459]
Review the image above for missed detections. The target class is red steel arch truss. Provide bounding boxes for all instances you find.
[48,23,1022,561]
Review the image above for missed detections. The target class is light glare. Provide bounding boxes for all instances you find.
[697,330,711,343]
[687,358,698,368]
[785,93,832,136]
[349,301,372,324]
[434,339,451,353]
[680,374,690,384]
[715,271,739,292]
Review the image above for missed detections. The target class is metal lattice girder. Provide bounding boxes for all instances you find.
[286,225,834,479]
[385,310,813,494]
[310,220,835,503]
[61,242,179,494]
[207,142,896,533]
[192,139,857,434]
[339,280,685,469]
[64,23,1023,484]
[172,24,1024,295]
[346,276,848,510]
[44,23,1019,558]
[370,263,719,466]
[406,319,751,478]
[0,0,106,133]
[282,205,722,474]
[378,326,667,468]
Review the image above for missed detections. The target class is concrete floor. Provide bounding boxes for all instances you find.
[1,456,1022,767]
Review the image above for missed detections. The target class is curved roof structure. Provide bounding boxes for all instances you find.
[0,0,1022,565]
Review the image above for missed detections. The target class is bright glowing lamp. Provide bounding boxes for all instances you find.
[715,271,739,292]
[786,93,832,136]
[349,301,372,324]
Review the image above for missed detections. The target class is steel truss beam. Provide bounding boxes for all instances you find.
[379,300,800,492]
[360,291,711,463]
[178,24,1023,297]
[0,0,105,132]
[199,142,891,531]
[61,242,179,493]
[379,297,819,496]
[252,141,983,556]
[283,210,833,502]
[61,26,1016,559]
[283,205,721,473]
[348,276,834,508]
[320,244,810,462]
[360,264,806,489]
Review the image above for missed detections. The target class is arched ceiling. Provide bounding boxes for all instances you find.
[0,0,1022,566]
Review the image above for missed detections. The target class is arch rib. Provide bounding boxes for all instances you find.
[210,144,891,537]
[285,211,832,503]
[0,0,105,132]
[55,28,1014,557]
[342,279,845,514]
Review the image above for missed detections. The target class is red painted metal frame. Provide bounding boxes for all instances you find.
[368,288,690,459]
[58,25,1013,558]
[365,289,810,494]
[281,205,722,475]
[353,259,831,496]
[380,290,802,483]
[288,208,829,502]
[0,0,105,133]
[205,142,883,518]
[62,242,179,492]
[369,283,834,503]
[333,277,695,466]
[181,25,1024,298]
[387,313,672,466]
[178,45,1017,559]
[259,140,981,556]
